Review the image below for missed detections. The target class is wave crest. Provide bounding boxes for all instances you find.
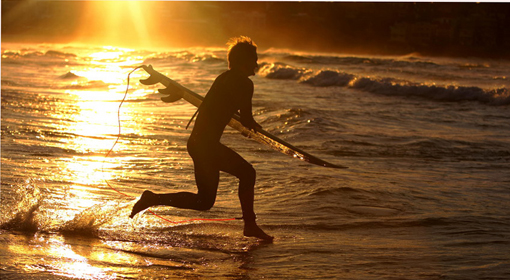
[300,70,354,87]
[350,77,510,105]
[259,62,509,105]
[144,51,226,65]
[258,62,308,80]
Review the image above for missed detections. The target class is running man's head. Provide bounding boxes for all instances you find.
[227,36,258,76]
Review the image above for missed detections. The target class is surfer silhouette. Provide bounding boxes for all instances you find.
[130,36,273,241]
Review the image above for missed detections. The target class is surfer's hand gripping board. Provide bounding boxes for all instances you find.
[139,65,347,169]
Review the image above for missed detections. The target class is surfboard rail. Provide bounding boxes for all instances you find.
[139,65,347,169]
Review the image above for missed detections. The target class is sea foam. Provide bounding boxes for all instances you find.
[258,62,509,105]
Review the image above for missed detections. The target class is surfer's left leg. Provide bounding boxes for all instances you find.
[217,144,274,241]
[129,189,218,218]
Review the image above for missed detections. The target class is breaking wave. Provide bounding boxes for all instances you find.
[258,63,510,106]
[143,51,226,65]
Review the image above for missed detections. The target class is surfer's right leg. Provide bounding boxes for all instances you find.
[216,144,274,241]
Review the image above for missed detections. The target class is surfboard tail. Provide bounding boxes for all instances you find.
[139,65,184,103]
[159,86,184,103]
[139,66,161,85]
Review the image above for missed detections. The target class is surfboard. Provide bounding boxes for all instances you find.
[139,65,347,169]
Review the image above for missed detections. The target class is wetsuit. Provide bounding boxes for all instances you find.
[155,69,259,221]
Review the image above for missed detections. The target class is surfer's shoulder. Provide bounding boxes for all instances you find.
[223,70,253,91]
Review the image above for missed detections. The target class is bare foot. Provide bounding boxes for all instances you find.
[244,221,274,241]
[129,190,156,218]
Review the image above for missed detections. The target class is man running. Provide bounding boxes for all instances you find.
[130,36,273,241]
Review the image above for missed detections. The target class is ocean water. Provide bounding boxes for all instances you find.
[1,43,509,279]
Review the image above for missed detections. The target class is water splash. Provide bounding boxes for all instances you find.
[0,178,133,236]
[60,201,132,237]
[0,179,45,232]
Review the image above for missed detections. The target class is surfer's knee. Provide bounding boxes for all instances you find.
[196,200,214,211]
[240,164,256,185]
[196,196,216,211]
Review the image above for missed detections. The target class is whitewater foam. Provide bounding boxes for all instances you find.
[258,62,509,105]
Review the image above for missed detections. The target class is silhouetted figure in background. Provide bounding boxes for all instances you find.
[130,36,273,241]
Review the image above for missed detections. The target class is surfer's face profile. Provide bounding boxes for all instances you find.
[238,51,258,77]
[243,52,259,76]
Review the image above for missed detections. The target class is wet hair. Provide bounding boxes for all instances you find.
[227,36,257,69]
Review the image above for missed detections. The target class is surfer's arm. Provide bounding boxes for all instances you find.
[240,107,261,130]
[238,80,261,130]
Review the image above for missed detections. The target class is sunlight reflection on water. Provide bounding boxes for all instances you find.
[2,41,509,279]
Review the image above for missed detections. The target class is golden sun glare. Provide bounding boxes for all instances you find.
[75,1,157,47]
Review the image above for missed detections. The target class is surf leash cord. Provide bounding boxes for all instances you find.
[101,65,237,224]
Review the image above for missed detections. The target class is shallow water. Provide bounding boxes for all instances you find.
[1,43,510,279]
